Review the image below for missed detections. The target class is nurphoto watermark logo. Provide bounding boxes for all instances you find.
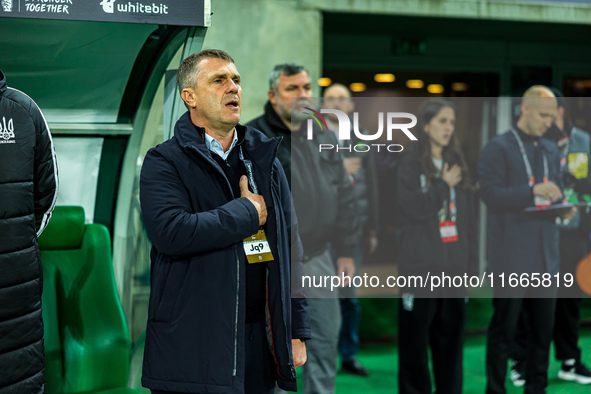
[303,106,417,153]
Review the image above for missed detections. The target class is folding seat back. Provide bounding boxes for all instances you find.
[39,206,133,393]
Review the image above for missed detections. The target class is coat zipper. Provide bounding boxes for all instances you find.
[267,168,285,380]
[233,246,239,376]
[268,150,295,379]
[186,145,240,378]
[184,139,283,379]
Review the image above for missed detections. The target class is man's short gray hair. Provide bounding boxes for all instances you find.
[177,49,235,94]
[269,63,308,93]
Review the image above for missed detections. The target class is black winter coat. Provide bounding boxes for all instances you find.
[247,102,293,188]
[396,150,478,282]
[478,127,562,275]
[0,69,58,393]
[329,124,379,236]
[140,112,310,393]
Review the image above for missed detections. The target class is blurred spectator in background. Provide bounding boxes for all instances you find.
[249,64,357,394]
[510,88,591,387]
[479,85,575,394]
[322,83,379,377]
[0,69,58,393]
[395,98,477,394]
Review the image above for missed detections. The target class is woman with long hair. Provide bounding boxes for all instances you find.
[395,98,478,394]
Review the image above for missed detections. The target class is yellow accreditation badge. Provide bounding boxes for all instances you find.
[568,152,589,179]
[243,229,274,264]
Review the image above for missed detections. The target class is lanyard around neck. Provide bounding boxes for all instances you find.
[510,127,548,187]
[238,146,258,194]
[434,159,457,221]
[559,127,577,170]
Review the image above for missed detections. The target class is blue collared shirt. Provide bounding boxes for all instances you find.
[204,129,238,160]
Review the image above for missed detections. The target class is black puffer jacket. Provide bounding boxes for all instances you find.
[0,70,58,393]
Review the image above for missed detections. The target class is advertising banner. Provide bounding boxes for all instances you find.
[0,0,208,26]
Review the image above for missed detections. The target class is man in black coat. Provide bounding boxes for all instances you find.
[248,64,357,394]
[510,89,591,386]
[322,83,379,377]
[140,50,310,394]
[479,85,575,394]
[0,69,58,393]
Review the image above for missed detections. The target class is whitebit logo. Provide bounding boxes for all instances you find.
[0,117,15,144]
[1,0,12,12]
[100,0,116,13]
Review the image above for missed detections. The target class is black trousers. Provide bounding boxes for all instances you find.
[486,293,556,394]
[554,297,582,361]
[152,322,275,394]
[513,297,582,364]
[552,231,585,361]
[511,232,587,365]
[398,297,465,394]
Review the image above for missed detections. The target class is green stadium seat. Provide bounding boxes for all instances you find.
[38,206,140,394]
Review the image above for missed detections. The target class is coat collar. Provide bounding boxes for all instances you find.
[174,111,282,173]
[513,124,540,143]
[0,69,7,95]
[263,101,290,136]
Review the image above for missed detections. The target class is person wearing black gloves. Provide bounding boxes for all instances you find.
[396,98,478,394]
